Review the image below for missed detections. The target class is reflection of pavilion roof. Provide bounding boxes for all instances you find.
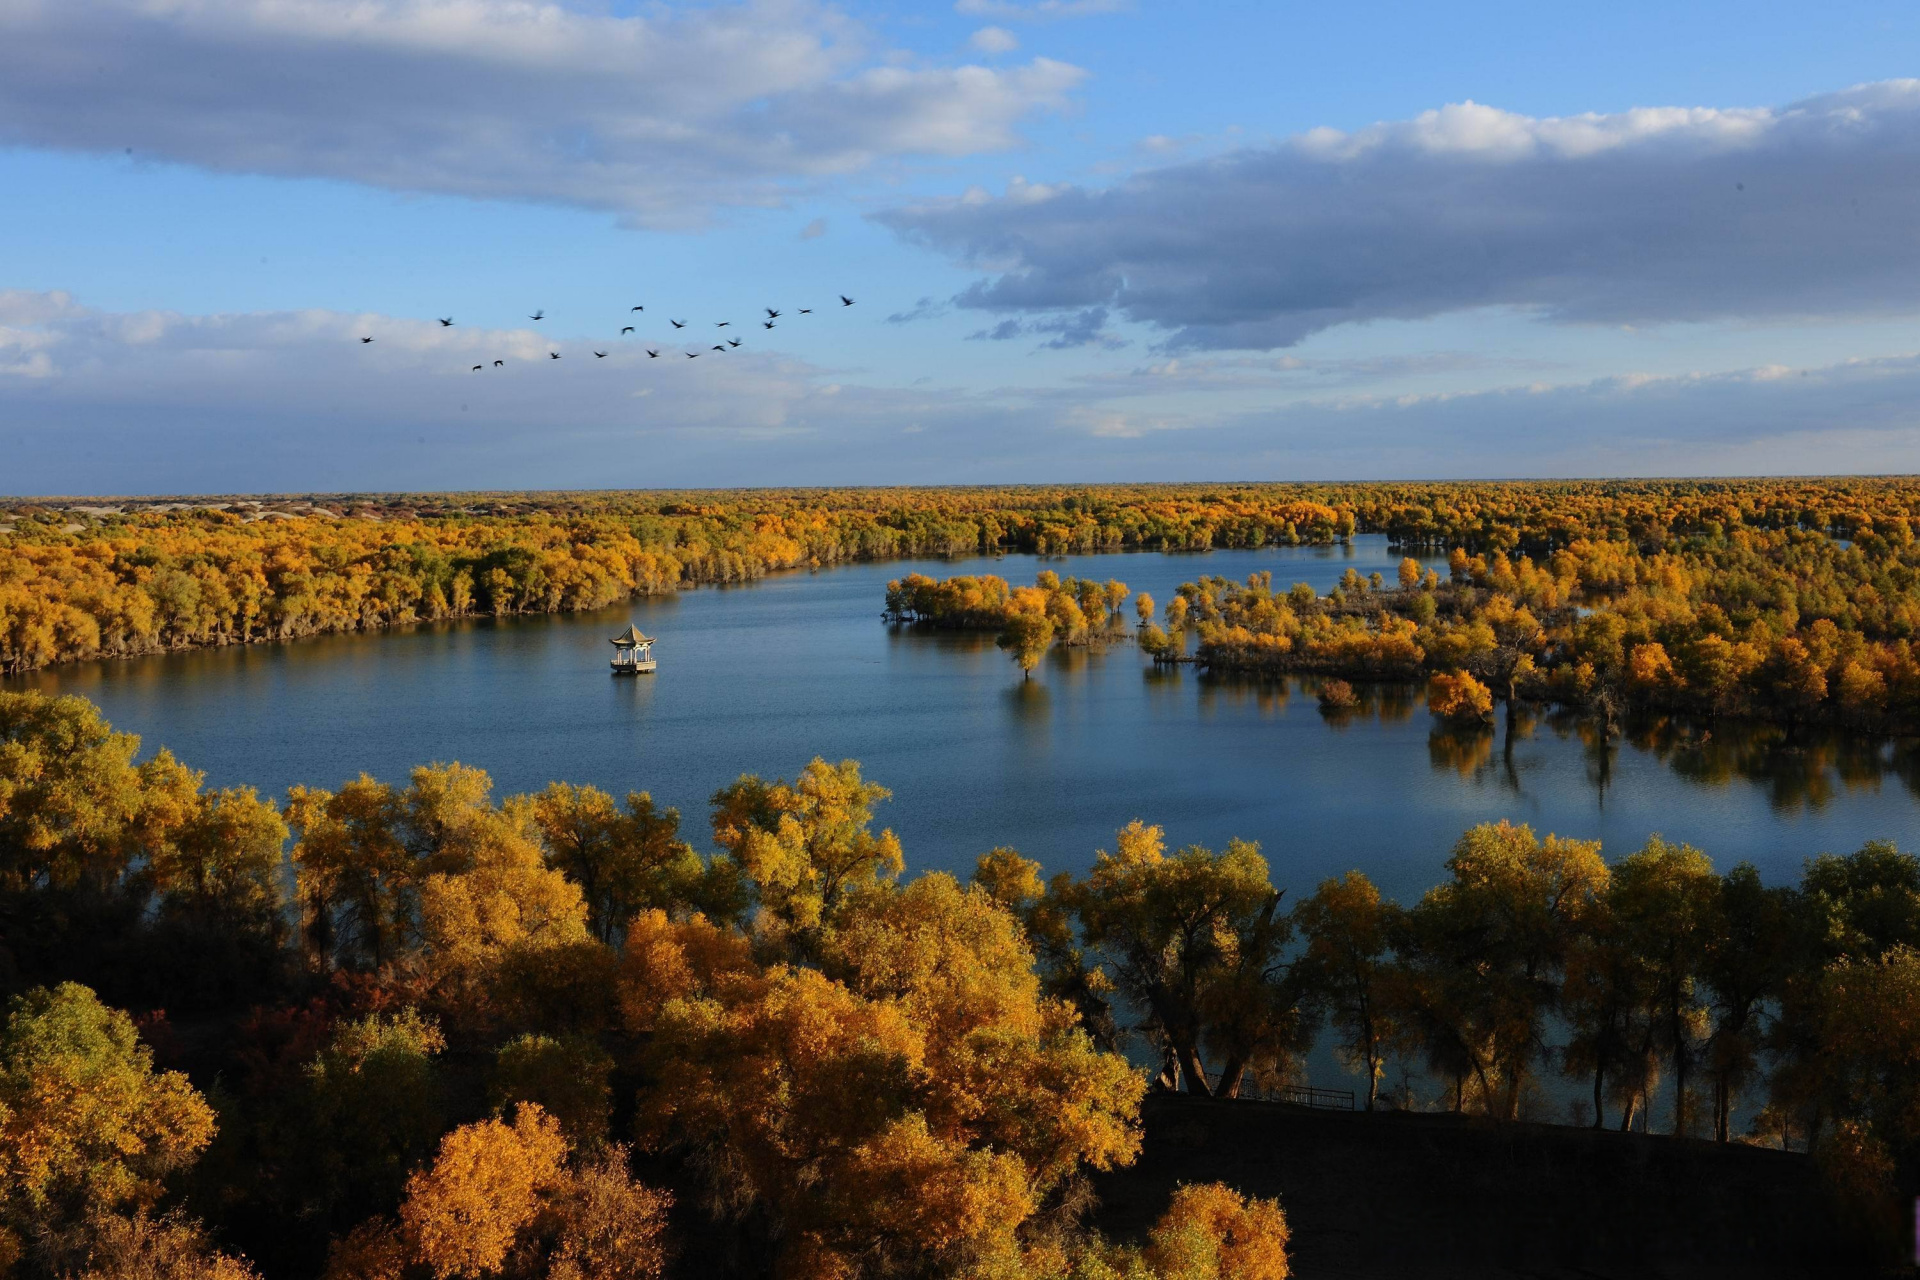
[609,625,654,646]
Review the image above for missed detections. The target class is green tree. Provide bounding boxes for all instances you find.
[1611,837,1720,1136]
[298,1009,446,1225]
[0,984,216,1271]
[1800,841,1920,962]
[0,692,145,894]
[1561,892,1642,1129]
[997,612,1056,681]
[1400,822,1607,1118]
[286,777,411,971]
[1073,821,1284,1096]
[1700,863,1795,1142]
[1293,872,1401,1111]
[491,1034,614,1150]
[529,784,704,945]
[141,784,290,1010]
[709,759,904,935]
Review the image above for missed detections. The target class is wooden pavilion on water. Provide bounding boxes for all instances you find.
[609,624,657,675]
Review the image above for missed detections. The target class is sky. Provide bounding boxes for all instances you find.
[6,1,1920,493]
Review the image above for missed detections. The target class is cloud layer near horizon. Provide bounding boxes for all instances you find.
[0,0,1082,225]
[8,290,1920,493]
[881,81,1920,349]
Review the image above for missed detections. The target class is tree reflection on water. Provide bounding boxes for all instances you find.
[1612,713,1916,813]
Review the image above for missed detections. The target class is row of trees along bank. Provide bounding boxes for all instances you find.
[3,692,1918,1273]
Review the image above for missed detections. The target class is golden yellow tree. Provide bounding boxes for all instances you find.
[624,877,1142,1280]
[342,1104,671,1280]
[1426,671,1493,724]
[402,1104,570,1280]
[1144,1183,1291,1280]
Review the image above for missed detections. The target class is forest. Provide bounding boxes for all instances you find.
[1145,527,1920,731]
[868,476,1920,728]
[0,486,1348,675]
[1,690,1916,1278]
[11,478,1920,686]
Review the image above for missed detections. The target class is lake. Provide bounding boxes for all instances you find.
[10,536,1918,902]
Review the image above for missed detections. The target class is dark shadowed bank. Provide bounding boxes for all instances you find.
[1096,1095,1868,1280]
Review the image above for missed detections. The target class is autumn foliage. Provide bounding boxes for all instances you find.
[1165,477,1920,731]
[0,487,1351,676]
[0,691,1293,1280]
[6,686,1920,1274]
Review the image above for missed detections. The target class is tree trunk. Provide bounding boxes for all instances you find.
[1215,1057,1247,1099]
[1365,1051,1380,1112]
[1592,1061,1606,1130]
[1176,1045,1213,1097]
[1671,1018,1689,1137]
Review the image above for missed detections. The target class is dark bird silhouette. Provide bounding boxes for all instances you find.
[529,310,545,320]
[765,308,781,319]
[549,351,561,360]
[595,351,608,358]
[494,360,504,367]
[360,336,374,343]
[798,308,811,314]
[711,344,726,352]
[621,326,635,334]
[439,317,454,327]
[763,320,775,329]
[631,305,644,311]
[715,321,730,328]
[840,295,854,306]
[647,349,660,358]
[669,319,686,329]
[686,351,699,358]
[472,364,483,371]
[727,338,742,348]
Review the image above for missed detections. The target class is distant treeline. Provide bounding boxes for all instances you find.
[2,691,1917,1277]
[0,486,1349,674]
[16,477,1920,678]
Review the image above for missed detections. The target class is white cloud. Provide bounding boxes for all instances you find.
[969,26,1020,53]
[0,0,1085,227]
[880,80,1920,349]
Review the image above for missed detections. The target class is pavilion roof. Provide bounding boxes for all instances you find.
[609,624,654,646]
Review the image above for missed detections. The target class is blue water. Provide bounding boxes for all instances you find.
[12,537,1917,902]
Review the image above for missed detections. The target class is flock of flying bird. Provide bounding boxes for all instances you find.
[356,296,856,369]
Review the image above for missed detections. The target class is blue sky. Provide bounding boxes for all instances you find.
[6,0,1920,492]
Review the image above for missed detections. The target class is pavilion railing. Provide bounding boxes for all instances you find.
[1191,1074,1356,1110]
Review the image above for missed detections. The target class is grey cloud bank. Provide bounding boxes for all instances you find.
[879,81,1920,349]
[0,0,1083,226]
[7,292,1920,492]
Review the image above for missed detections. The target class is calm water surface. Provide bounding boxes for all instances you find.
[13,537,1919,899]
